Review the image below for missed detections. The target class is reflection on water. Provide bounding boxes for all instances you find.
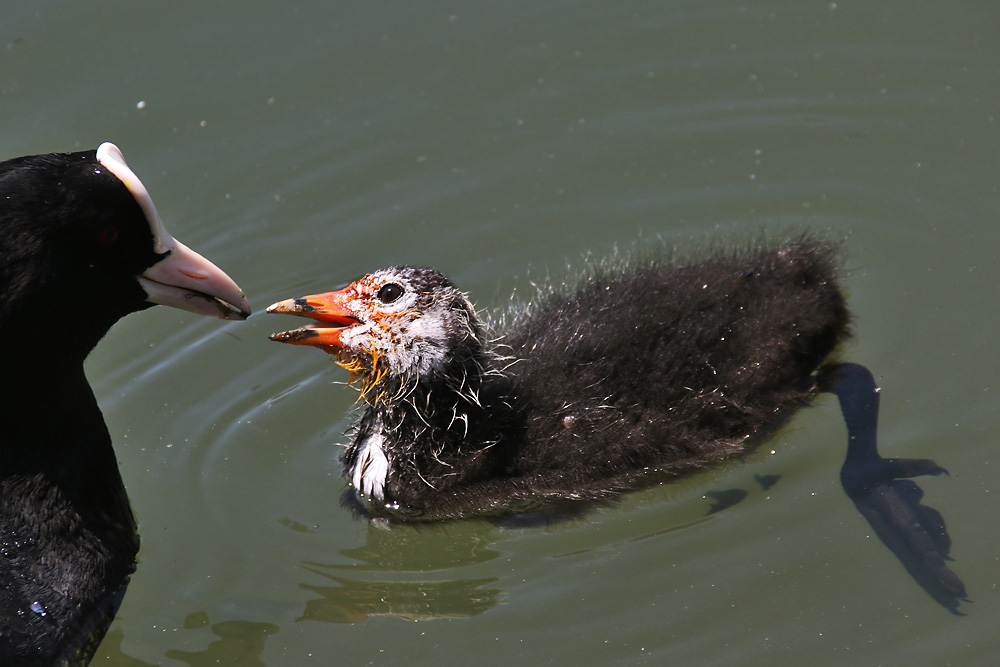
[295,521,503,623]
[94,630,155,667]
[97,616,279,667]
[297,570,500,624]
[163,615,279,667]
[336,522,502,572]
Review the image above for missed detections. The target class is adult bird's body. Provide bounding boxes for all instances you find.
[0,143,250,665]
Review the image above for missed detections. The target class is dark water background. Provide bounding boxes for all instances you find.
[2,1,998,664]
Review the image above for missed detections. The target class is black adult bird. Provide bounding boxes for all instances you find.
[267,238,966,612]
[0,143,250,666]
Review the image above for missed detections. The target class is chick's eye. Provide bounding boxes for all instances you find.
[98,227,119,245]
[377,283,405,304]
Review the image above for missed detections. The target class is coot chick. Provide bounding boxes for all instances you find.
[0,143,250,665]
[267,239,849,517]
[268,239,968,612]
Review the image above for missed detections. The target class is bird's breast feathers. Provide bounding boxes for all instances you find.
[350,431,390,501]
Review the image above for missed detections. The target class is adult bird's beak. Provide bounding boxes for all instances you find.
[95,142,251,321]
[139,240,252,320]
[266,287,360,349]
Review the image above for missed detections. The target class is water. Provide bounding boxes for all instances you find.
[3,1,999,664]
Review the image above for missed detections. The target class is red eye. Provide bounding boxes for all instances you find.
[98,227,119,245]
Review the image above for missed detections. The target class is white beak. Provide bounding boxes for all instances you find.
[96,142,251,320]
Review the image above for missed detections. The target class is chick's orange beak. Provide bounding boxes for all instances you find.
[266,286,360,350]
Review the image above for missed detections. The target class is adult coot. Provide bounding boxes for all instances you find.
[0,143,250,665]
[267,238,966,612]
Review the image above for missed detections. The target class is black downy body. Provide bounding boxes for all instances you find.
[270,237,967,614]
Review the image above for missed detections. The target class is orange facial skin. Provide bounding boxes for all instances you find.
[267,274,420,400]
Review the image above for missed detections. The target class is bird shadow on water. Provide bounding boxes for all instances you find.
[822,362,969,615]
[695,363,968,614]
[686,363,969,615]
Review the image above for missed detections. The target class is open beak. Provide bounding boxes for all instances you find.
[266,286,359,350]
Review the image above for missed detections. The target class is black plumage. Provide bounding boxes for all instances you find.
[268,239,847,517]
[0,143,250,665]
[269,236,968,613]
